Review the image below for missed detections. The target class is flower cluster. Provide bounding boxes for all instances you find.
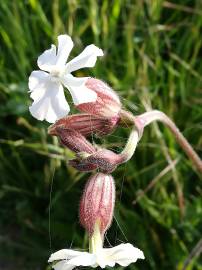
[28,34,145,270]
[28,33,202,270]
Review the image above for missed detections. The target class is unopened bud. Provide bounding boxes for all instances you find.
[53,127,96,154]
[69,149,124,173]
[48,113,119,137]
[79,173,115,236]
[85,149,123,173]
[77,78,121,118]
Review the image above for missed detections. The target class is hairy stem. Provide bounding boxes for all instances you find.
[120,128,139,162]
[135,110,202,173]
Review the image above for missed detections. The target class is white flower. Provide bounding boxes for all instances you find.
[48,243,145,269]
[48,222,144,269]
[28,35,103,123]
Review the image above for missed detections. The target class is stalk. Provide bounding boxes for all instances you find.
[134,110,202,173]
[120,128,139,162]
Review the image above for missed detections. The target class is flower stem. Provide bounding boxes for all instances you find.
[89,220,103,254]
[135,110,202,173]
[120,128,139,162]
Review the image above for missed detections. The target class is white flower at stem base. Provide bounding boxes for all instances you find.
[28,35,103,123]
[48,222,144,269]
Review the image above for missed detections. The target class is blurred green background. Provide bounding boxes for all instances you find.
[0,0,202,269]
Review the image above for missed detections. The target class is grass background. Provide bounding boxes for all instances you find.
[0,0,202,269]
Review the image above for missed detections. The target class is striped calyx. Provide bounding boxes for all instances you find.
[79,173,115,236]
[48,113,119,138]
[77,78,121,118]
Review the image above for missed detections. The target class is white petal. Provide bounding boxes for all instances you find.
[48,249,85,262]
[68,85,97,105]
[37,44,57,72]
[28,70,49,95]
[62,75,97,105]
[62,74,88,87]
[67,253,96,267]
[56,35,73,67]
[53,261,75,270]
[29,81,70,123]
[102,243,145,267]
[65,44,103,73]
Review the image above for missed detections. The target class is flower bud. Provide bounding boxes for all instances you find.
[76,78,121,118]
[53,127,96,154]
[69,149,124,173]
[48,113,119,137]
[79,173,115,236]
[85,149,123,173]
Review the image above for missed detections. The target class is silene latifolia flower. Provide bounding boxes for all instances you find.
[28,35,103,123]
[48,173,144,269]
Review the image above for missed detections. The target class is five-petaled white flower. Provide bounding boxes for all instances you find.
[28,35,103,123]
[48,243,145,269]
[48,222,144,269]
